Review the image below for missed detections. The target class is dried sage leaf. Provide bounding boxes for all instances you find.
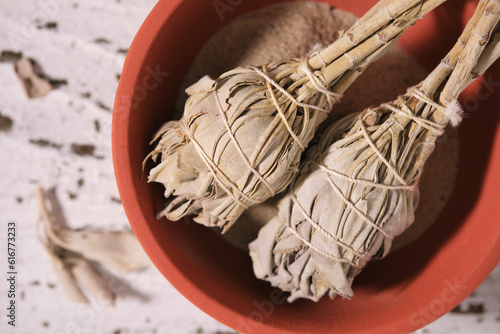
[45,250,90,304]
[53,230,151,273]
[14,58,53,98]
[36,187,150,305]
[68,256,115,307]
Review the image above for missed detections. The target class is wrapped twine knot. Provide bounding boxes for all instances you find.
[285,87,464,270]
[179,57,342,211]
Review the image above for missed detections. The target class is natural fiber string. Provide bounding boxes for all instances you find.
[314,162,417,191]
[309,51,328,69]
[213,80,276,197]
[299,58,342,107]
[408,86,464,127]
[356,87,447,186]
[359,116,410,186]
[285,87,455,263]
[181,122,254,210]
[320,172,396,239]
[250,65,334,115]
[289,192,372,261]
[381,101,445,136]
[182,59,343,210]
[261,66,308,152]
[286,221,364,268]
[391,87,448,133]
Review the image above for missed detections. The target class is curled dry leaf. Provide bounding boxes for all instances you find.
[44,247,90,304]
[37,188,89,304]
[36,187,150,305]
[14,58,53,98]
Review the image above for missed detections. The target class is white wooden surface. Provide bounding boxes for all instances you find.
[0,1,499,333]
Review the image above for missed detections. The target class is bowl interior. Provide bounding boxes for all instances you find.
[112,0,500,333]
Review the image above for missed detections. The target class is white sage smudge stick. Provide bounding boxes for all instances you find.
[36,187,150,305]
[249,0,500,302]
[37,188,92,304]
[147,0,447,231]
[68,256,115,307]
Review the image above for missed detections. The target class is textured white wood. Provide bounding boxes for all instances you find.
[0,1,498,333]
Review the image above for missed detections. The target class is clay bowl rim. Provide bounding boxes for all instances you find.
[112,0,500,333]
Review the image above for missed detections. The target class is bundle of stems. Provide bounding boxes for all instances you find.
[249,0,500,302]
[147,0,447,231]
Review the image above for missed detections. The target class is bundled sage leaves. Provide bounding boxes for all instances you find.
[249,0,500,302]
[147,0,447,231]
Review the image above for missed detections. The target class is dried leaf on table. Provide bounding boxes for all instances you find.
[14,58,53,98]
[67,256,115,306]
[43,246,90,304]
[36,187,150,305]
[51,229,151,273]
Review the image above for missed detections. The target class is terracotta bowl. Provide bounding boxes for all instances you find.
[112,0,500,333]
